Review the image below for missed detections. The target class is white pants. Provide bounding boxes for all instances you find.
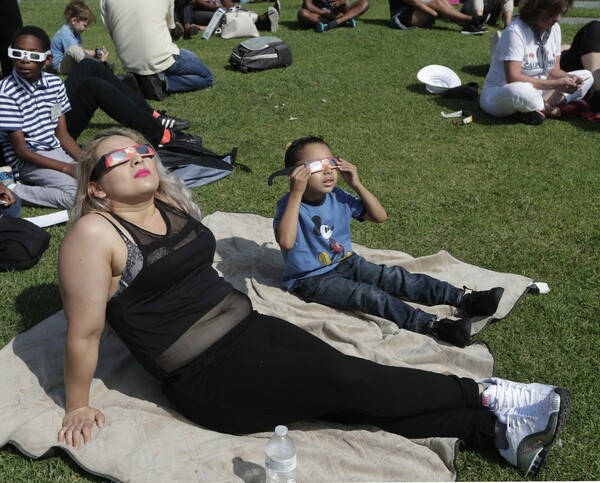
[480,69,594,117]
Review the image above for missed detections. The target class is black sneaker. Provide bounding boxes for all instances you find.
[428,318,472,348]
[517,110,546,125]
[135,73,167,101]
[160,130,202,148]
[119,72,141,94]
[461,24,486,35]
[156,111,191,130]
[470,13,491,27]
[460,287,504,316]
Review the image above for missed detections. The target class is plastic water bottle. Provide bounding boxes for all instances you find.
[265,425,297,483]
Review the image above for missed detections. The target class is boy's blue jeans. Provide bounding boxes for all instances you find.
[292,254,464,333]
[164,48,214,93]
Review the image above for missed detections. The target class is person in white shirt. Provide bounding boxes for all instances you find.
[480,0,593,125]
[100,0,213,100]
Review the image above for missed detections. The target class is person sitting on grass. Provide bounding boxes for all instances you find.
[389,0,490,34]
[0,26,81,209]
[272,136,504,348]
[50,1,111,76]
[461,0,513,28]
[480,0,594,125]
[185,0,281,33]
[298,0,369,33]
[57,127,571,480]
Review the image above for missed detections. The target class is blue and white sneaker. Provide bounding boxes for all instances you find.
[344,18,357,28]
[314,21,328,33]
[497,388,572,475]
[481,377,554,411]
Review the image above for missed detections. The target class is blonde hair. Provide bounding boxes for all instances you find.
[72,126,202,221]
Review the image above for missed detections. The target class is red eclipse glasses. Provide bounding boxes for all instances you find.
[90,144,156,181]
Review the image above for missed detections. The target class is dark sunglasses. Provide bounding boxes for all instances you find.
[90,144,156,181]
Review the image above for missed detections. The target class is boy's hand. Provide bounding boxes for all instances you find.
[289,165,311,194]
[336,158,361,189]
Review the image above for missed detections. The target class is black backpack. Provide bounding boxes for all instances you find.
[229,36,292,73]
[157,141,251,188]
[0,215,51,271]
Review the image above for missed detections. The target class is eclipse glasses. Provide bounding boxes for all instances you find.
[8,48,52,62]
[267,157,338,186]
[90,144,156,181]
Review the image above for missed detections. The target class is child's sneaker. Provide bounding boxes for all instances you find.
[459,287,504,316]
[344,19,357,28]
[496,388,572,475]
[0,166,15,187]
[315,22,328,33]
[558,99,590,118]
[480,378,554,411]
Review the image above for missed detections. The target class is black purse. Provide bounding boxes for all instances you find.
[0,214,51,271]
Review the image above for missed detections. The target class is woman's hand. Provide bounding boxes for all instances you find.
[58,406,105,448]
[555,76,580,94]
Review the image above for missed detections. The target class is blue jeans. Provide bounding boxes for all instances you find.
[292,254,464,333]
[164,48,214,93]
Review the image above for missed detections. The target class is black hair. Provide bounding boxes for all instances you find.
[284,136,331,168]
[11,26,51,52]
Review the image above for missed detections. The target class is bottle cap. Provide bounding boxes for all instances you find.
[275,425,288,436]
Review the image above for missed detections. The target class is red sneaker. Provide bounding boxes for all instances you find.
[558,100,590,119]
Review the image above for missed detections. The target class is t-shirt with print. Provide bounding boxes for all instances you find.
[273,187,366,291]
[484,18,561,89]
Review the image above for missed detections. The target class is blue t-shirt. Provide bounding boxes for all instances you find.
[50,24,83,72]
[273,187,366,290]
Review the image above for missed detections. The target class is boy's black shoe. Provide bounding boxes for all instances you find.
[428,318,472,348]
[517,110,546,125]
[460,287,504,316]
[135,73,167,101]
[171,21,184,40]
[156,111,191,130]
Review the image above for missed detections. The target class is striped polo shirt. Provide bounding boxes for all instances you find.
[0,70,71,178]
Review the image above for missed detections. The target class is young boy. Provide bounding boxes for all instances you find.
[0,26,81,209]
[273,136,504,347]
[50,1,110,75]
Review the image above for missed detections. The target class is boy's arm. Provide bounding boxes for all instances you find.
[9,130,77,178]
[55,115,82,161]
[275,166,311,250]
[337,158,387,223]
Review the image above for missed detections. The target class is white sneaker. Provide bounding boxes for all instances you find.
[480,377,554,411]
[497,388,572,475]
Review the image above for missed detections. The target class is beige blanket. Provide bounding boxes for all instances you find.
[0,212,534,482]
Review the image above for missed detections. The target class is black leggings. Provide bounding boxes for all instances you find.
[162,312,497,448]
[561,20,600,71]
[64,59,164,144]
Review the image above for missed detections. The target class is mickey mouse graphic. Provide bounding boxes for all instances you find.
[312,215,349,266]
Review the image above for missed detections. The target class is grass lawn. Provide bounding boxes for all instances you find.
[1,0,599,481]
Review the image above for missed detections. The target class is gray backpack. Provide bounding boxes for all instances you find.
[229,36,292,73]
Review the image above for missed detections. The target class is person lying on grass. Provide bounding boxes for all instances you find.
[58,127,571,478]
[272,136,504,348]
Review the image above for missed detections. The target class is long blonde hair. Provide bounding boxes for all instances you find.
[72,126,202,221]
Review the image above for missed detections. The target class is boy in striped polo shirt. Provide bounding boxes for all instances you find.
[0,26,81,209]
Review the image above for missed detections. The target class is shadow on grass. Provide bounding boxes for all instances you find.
[14,283,62,332]
[461,63,490,78]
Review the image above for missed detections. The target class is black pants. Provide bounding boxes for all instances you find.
[0,0,23,78]
[163,312,497,448]
[64,59,164,144]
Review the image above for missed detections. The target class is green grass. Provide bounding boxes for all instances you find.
[1,0,599,481]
